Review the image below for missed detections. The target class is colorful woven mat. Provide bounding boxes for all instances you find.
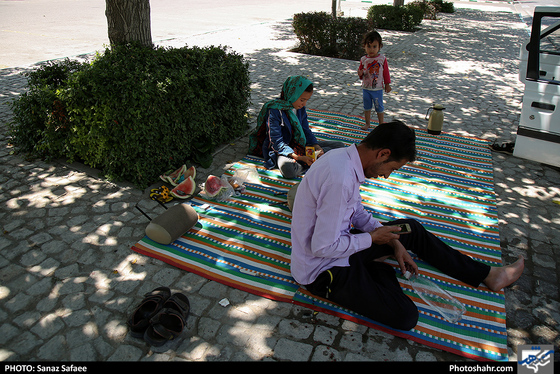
[132,109,507,361]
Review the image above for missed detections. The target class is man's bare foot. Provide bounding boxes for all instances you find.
[362,124,370,130]
[483,255,525,291]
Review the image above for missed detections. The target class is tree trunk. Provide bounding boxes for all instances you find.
[393,0,405,5]
[106,0,152,47]
[332,0,337,18]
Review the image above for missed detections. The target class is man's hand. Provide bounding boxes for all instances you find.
[369,225,401,245]
[392,240,418,277]
[370,226,418,276]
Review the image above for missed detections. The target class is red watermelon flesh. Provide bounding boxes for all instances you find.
[173,165,196,186]
[204,175,225,197]
[160,164,186,184]
[171,175,196,199]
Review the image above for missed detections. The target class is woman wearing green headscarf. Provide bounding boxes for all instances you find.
[248,76,345,179]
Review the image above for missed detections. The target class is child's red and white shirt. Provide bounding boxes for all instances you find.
[359,54,390,90]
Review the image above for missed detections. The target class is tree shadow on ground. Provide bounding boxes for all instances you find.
[0,8,558,362]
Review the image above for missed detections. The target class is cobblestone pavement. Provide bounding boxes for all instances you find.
[1,2,559,362]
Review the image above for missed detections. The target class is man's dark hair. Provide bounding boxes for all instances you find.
[360,121,417,162]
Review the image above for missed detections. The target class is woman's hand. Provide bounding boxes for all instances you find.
[314,145,325,158]
[292,154,314,166]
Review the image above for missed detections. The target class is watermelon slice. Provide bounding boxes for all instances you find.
[204,175,226,197]
[170,175,196,199]
[160,165,186,184]
[172,165,196,186]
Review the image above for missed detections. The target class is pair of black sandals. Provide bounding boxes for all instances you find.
[127,287,190,350]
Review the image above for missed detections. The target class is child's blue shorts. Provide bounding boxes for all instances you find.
[363,89,384,113]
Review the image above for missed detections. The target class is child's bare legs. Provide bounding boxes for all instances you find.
[362,111,385,130]
[363,110,371,130]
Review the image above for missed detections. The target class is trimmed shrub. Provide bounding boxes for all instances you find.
[367,4,424,32]
[293,12,369,60]
[293,12,337,57]
[410,0,438,20]
[434,0,455,13]
[410,0,455,20]
[336,17,372,60]
[8,59,87,160]
[9,43,250,188]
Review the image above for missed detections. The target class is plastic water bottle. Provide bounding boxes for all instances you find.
[404,271,466,323]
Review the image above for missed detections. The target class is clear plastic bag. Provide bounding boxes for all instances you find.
[404,271,466,323]
[200,175,234,202]
[227,165,259,196]
[232,165,259,184]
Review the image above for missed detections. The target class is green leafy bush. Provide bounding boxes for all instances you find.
[367,4,424,32]
[9,43,250,188]
[336,17,372,60]
[434,0,455,14]
[8,59,87,159]
[410,0,455,20]
[293,12,336,57]
[410,0,438,20]
[293,12,369,60]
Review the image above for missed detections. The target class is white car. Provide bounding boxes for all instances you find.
[515,6,560,167]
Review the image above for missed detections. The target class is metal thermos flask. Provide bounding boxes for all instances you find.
[426,104,445,135]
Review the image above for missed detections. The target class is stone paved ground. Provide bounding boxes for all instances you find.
[1,3,559,362]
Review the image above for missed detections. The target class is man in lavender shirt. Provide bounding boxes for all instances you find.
[290,121,524,330]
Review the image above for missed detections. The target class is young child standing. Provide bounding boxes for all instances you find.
[358,31,391,130]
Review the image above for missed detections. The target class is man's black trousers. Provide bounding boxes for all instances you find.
[305,218,491,330]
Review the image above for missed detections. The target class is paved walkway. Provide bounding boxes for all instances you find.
[1,2,559,362]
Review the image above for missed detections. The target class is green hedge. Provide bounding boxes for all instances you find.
[292,12,369,60]
[292,2,453,59]
[409,0,455,20]
[8,43,250,188]
[367,4,424,32]
[432,0,455,14]
[8,60,87,160]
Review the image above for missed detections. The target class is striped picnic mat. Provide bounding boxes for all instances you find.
[132,109,508,362]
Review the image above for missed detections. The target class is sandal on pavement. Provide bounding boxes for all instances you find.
[149,185,173,203]
[489,141,515,155]
[127,286,171,338]
[144,293,190,349]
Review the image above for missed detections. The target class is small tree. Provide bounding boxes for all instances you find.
[105,0,152,46]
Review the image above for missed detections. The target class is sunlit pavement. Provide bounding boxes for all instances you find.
[0,1,559,362]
